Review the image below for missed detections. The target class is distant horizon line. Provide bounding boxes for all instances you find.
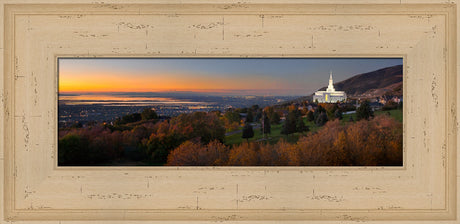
[59,89,312,96]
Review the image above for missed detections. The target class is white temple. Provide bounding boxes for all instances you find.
[313,71,347,103]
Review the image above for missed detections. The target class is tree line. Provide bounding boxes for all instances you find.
[167,114,402,166]
[59,109,225,165]
[59,101,401,166]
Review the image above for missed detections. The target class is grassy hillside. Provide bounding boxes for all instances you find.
[225,109,403,146]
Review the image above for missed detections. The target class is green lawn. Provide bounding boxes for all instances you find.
[342,109,403,124]
[224,117,321,146]
[224,122,306,145]
[375,109,403,123]
[224,108,403,146]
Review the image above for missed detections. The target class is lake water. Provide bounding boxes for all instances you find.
[59,94,209,106]
[58,93,298,125]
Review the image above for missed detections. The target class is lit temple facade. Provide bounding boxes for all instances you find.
[313,72,347,103]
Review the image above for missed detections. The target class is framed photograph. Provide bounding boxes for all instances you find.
[57,57,403,167]
[1,1,457,223]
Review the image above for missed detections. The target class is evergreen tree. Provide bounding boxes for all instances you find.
[306,110,314,122]
[270,112,281,125]
[313,105,325,121]
[315,112,328,126]
[296,118,308,133]
[255,110,263,122]
[141,108,158,120]
[356,100,374,121]
[242,123,254,143]
[349,115,354,122]
[334,109,343,120]
[281,110,297,136]
[326,104,339,120]
[246,110,254,123]
[262,113,271,135]
[119,113,142,124]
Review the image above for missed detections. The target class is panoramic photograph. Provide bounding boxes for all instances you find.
[58,58,403,166]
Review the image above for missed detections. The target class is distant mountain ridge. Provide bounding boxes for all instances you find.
[317,64,403,99]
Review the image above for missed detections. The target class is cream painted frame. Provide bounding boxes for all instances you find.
[1,1,457,223]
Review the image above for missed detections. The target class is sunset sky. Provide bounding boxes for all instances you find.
[59,58,403,96]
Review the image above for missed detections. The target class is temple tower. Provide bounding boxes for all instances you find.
[326,71,335,92]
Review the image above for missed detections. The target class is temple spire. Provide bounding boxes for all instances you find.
[327,71,335,92]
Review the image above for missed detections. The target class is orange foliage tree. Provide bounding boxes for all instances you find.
[166,114,402,166]
[167,140,228,166]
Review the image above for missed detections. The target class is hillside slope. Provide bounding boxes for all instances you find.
[317,64,403,98]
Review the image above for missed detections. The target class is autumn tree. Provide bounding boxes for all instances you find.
[131,125,150,140]
[170,111,226,144]
[258,140,293,166]
[223,109,241,131]
[295,120,342,165]
[140,121,185,164]
[166,140,228,166]
[141,111,226,164]
[328,131,350,165]
[227,142,259,165]
[224,109,241,123]
[59,107,402,166]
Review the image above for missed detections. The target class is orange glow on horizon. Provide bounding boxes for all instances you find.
[59,71,283,93]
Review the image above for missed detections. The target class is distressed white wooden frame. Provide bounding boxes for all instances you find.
[1,2,457,222]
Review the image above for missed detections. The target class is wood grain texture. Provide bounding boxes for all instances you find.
[0,0,457,223]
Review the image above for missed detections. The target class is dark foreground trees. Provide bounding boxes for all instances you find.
[59,111,226,165]
[59,109,402,166]
[58,126,124,165]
